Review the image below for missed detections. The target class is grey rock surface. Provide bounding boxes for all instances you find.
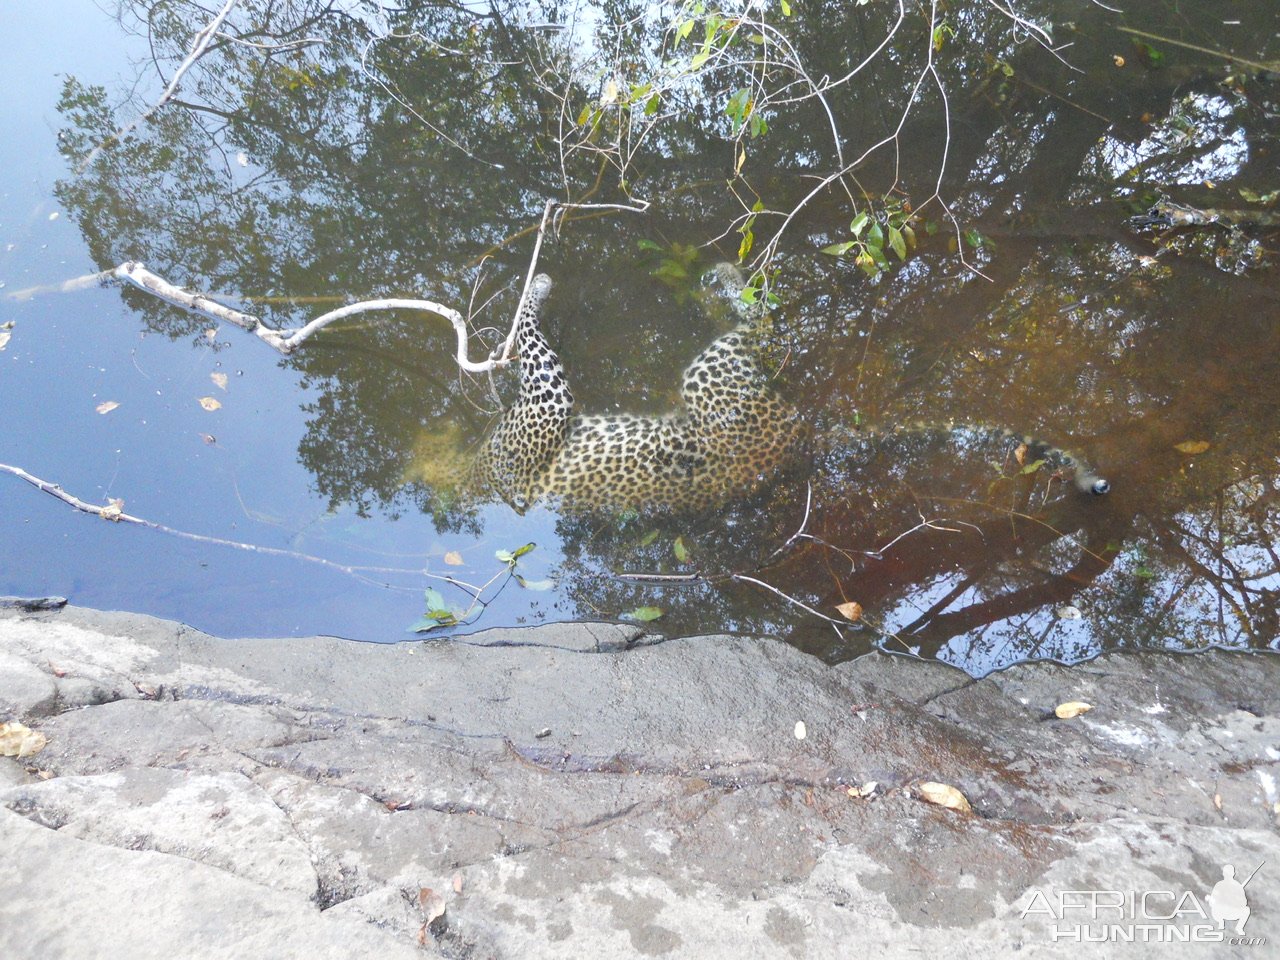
[1,605,1277,958]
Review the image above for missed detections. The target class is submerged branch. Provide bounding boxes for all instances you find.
[0,461,446,586]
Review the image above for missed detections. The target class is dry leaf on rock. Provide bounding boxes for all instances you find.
[0,721,48,758]
[846,781,879,799]
[418,887,446,924]
[916,781,972,814]
[1054,701,1093,719]
[197,396,221,411]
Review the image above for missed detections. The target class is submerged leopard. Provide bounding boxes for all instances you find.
[466,264,1108,513]
[470,264,802,512]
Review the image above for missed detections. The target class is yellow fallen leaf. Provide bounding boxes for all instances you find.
[835,601,863,623]
[1113,54,1125,67]
[444,551,464,566]
[0,721,48,758]
[1055,701,1093,719]
[99,498,125,522]
[96,401,120,415]
[1174,440,1210,455]
[198,397,222,411]
[916,781,972,814]
[210,372,228,391]
[1014,442,1027,466]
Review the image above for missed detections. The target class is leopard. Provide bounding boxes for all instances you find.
[468,263,802,512]
[465,263,1108,514]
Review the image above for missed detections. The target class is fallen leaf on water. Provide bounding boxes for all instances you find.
[99,498,125,522]
[846,781,879,799]
[0,321,13,351]
[916,781,972,814]
[197,397,221,411]
[1174,440,1210,455]
[443,551,464,566]
[95,401,120,415]
[204,328,218,341]
[835,601,863,623]
[1055,701,1093,719]
[0,721,48,758]
[210,372,228,391]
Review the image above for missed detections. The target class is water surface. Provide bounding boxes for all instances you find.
[2,0,1277,675]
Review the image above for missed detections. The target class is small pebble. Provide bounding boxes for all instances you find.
[794,721,807,740]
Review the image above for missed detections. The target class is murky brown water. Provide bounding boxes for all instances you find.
[2,0,1276,674]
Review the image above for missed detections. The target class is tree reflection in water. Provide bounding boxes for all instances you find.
[50,0,1280,674]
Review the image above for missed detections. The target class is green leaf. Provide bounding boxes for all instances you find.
[645,93,660,116]
[780,0,792,16]
[737,228,754,261]
[424,587,447,611]
[407,617,450,633]
[888,225,907,261]
[673,536,690,563]
[639,529,660,546]
[821,241,855,256]
[622,606,664,622]
[866,221,884,247]
[1019,458,1047,475]
[675,19,694,46]
[637,239,663,252]
[850,212,870,237]
[512,542,536,559]
[576,103,592,126]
